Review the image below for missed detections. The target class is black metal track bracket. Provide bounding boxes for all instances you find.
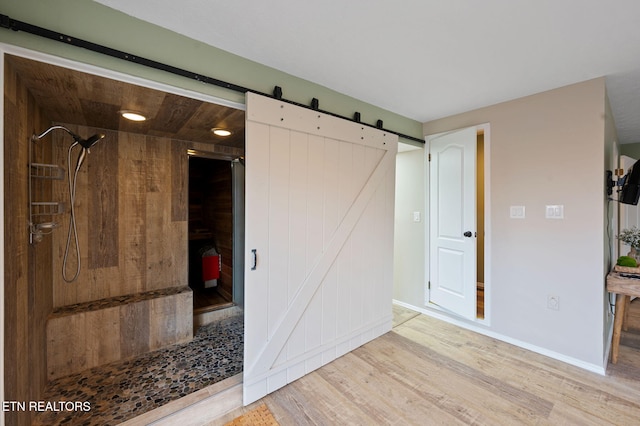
[0,13,424,143]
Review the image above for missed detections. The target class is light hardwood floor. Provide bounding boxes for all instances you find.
[213,302,640,425]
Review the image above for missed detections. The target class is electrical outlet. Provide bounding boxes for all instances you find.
[510,205,525,219]
[547,295,559,310]
[545,205,564,219]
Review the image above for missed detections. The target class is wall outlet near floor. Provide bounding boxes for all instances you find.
[547,295,559,310]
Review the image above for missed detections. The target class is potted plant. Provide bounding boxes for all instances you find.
[618,226,640,261]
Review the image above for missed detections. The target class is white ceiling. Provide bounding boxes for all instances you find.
[95,0,640,143]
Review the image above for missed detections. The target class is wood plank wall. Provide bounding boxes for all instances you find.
[4,58,54,426]
[50,128,243,307]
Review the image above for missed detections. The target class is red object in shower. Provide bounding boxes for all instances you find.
[202,250,221,288]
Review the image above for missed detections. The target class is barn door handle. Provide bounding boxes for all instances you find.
[251,249,257,270]
[463,231,473,237]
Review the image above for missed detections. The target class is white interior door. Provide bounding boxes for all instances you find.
[428,127,477,320]
[243,92,398,404]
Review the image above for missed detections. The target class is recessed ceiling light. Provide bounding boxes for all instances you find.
[119,110,147,122]
[211,128,232,137]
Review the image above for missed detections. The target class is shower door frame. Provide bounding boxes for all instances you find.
[186,150,245,311]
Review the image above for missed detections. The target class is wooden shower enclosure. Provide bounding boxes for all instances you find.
[3,53,245,425]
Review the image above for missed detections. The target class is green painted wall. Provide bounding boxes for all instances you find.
[620,143,640,160]
[0,0,422,140]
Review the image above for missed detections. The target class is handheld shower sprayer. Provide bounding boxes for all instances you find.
[73,133,105,171]
[33,125,105,149]
[79,133,106,149]
[31,125,106,283]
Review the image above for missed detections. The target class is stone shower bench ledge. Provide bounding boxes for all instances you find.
[46,286,193,381]
[50,286,192,318]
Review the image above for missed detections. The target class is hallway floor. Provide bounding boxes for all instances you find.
[33,313,243,425]
[217,304,640,425]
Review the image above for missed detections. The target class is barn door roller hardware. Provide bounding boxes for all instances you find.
[0,13,423,143]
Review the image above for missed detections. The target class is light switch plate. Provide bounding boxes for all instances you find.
[510,205,525,219]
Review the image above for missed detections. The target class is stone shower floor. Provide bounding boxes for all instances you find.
[33,313,244,425]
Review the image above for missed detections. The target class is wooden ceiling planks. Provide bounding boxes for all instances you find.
[6,55,245,150]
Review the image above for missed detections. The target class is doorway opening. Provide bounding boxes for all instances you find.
[188,155,237,316]
[476,130,485,319]
[3,48,249,425]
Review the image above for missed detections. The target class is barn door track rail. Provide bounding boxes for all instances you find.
[0,13,424,143]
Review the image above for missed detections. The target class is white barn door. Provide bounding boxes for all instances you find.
[243,92,398,404]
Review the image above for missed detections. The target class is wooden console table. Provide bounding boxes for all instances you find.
[606,271,640,363]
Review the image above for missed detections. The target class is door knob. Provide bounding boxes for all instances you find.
[463,231,473,237]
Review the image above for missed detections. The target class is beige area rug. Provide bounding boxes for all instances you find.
[225,403,279,426]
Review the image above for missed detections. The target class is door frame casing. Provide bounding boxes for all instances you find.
[186,151,245,309]
[424,123,491,325]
